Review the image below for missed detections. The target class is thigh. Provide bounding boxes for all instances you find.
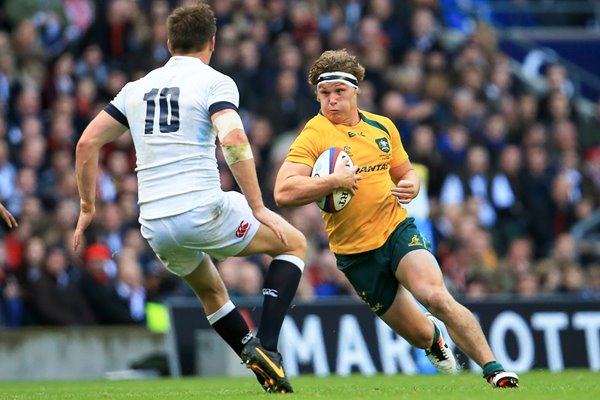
[140,215,205,277]
[187,191,261,260]
[336,251,398,316]
[389,217,433,275]
[388,218,446,303]
[182,254,224,293]
[395,248,448,305]
[236,212,305,258]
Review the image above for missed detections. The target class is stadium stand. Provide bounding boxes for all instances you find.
[0,0,599,327]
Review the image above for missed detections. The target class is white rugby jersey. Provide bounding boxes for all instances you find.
[106,56,238,219]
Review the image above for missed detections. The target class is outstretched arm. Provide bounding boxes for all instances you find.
[73,111,127,250]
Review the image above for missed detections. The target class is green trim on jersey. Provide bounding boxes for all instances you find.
[359,111,390,137]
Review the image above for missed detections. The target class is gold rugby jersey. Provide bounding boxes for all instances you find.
[286,110,410,254]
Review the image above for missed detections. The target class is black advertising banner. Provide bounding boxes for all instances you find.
[166,296,600,376]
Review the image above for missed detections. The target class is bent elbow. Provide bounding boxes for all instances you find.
[75,138,91,158]
[274,189,292,208]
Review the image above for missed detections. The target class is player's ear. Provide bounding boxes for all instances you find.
[209,36,216,52]
[166,39,173,55]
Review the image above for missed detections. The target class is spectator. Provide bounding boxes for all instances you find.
[494,236,535,293]
[235,259,263,298]
[510,92,540,143]
[550,172,578,235]
[581,146,600,209]
[408,124,447,199]
[440,145,516,231]
[97,202,125,255]
[25,245,95,325]
[437,123,470,170]
[74,44,109,87]
[521,145,556,258]
[516,271,539,298]
[407,7,442,54]
[308,249,355,297]
[260,68,315,135]
[448,87,485,137]
[114,248,146,323]
[0,140,17,205]
[535,258,562,295]
[82,0,141,68]
[1,231,24,326]
[582,264,600,299]
[0,275,24,326]
[79,243,136,324]
[579,97,600,150]
[558,262,585,295]
[0,0,597,324]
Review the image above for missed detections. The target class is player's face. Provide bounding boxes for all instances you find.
[316,82,359,125]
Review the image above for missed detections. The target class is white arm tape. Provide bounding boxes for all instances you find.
[222,143,254,165]
[214,111,244,142]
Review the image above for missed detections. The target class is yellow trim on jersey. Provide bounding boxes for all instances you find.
[286,110,410,254]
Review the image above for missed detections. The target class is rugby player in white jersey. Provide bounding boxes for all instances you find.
[73,3,304,393]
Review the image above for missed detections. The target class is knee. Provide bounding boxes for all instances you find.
[287,228,307,259]
[185,274,228,303]
[196,284,229,308]
[423,289,455,317]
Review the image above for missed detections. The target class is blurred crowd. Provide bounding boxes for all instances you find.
[1,0,600,328]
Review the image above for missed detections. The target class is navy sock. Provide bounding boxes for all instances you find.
[257,258,302,352]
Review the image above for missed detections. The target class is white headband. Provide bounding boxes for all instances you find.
[316,71,359,89]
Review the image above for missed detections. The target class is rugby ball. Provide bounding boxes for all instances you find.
[311,148,354,213]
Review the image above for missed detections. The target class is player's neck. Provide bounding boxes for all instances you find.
[171,50,212,65]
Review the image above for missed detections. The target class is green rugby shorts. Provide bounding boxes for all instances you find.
[335,217,432,316]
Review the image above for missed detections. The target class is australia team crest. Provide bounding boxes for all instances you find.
[375,137,390,153]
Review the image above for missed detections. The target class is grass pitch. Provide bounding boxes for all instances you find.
[0,370,597,400]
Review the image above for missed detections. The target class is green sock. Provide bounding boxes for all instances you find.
[482,361,504,379]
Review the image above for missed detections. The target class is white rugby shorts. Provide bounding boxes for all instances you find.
[139,191,260,277]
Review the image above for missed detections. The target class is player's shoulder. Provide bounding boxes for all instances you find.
[131,66,166,88]
[304,113,332,132]
[201,63,236,86]
[360,109,394,126]
[360,109,396,136]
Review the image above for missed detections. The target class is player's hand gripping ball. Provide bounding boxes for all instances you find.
[311,148,354,213]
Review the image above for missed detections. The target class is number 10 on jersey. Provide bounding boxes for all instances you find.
[143,87,180,134]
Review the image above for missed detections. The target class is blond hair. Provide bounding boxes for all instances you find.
[308,49,365,86]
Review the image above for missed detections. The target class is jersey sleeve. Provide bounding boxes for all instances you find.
[286,126,323,168]
[387,118,409,169]
[207,74,239,115]
[104,83,130,127]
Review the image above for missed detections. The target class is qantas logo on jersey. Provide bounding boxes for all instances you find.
[235,220,252,239]
[356,163,389,173]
